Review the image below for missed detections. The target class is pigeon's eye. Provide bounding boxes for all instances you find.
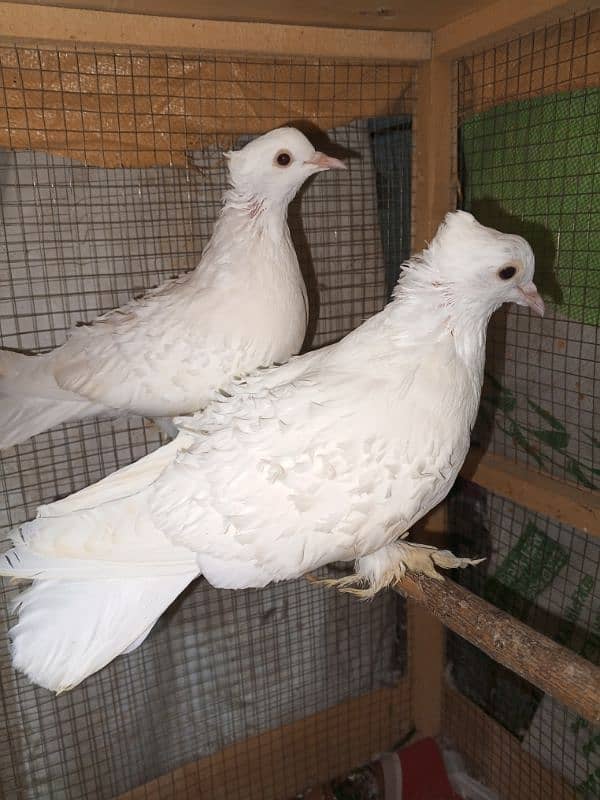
[275,151,292,167]
[498,266,517,280]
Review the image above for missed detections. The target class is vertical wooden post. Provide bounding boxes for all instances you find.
[412,58,456,250]
[409,56,455,738]
[408,507,448,738]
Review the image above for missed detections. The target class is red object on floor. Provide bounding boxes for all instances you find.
[398,737,462,800]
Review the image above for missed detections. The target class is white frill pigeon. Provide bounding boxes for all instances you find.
[0,127,345,448]
[0,211,544,691]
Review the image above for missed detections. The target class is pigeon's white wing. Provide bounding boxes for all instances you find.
[51,274,233,416]
[52,228,307,418]
[149,332,470,589]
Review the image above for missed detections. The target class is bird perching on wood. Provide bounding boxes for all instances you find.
[0,127,346,449]
[0,211,544,692]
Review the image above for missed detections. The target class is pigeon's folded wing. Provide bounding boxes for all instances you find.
[148,347,452,589]
[52,276,249,416]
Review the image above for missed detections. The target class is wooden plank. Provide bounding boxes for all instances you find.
[114,682,411,800]
[14,0,499,33]
[395,573,600,724]
[408,57,456,740]
[433,0,592,58]
[461,447,600,537]
[412,57,456,251]
[409,506,447,738]
[443,687,578,800]
[0,2,432,61]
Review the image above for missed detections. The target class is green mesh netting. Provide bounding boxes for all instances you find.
[461,88,599,327]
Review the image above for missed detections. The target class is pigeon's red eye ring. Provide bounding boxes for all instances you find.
[498,265,517,280]
[275,151,292,167]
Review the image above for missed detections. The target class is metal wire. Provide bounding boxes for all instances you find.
[457,10,599,491]
[0,45,416,799]
[445,477,600,799]
[441,12,600,798]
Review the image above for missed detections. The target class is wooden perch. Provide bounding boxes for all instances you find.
[395,573,600,725]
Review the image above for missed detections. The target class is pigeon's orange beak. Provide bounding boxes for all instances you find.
[304,152,347,171]
[518,281,545,317]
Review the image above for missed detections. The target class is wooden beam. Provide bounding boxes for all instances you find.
[408,56,456,739]
[396,573,600,725]
[0,2,432,61]
[409,506,447,738]
[461,448,600,537]
[412,57,456,251]
[115,682,411,800]
[443,687,577,800]
[434,0,592,58]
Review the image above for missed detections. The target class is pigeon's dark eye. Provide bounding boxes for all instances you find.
[275,151,292,167]
[498,266,517,280]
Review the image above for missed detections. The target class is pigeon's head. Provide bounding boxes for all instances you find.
[224,127,346,207]
[427,210,544,318]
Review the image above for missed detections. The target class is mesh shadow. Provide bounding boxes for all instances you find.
[466,199,560,456]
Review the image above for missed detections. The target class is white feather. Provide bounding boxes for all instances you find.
[10,575,196,693]
[0,127,346,449]
[0,350,103,446]
[1,211,540,690]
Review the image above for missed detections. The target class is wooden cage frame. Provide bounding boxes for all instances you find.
[0,1,598,798]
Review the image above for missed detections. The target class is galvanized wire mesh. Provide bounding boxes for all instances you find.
[0,46,416,799]
[443,12,600,798]
[458,10,600,490]
[445,478,600,799]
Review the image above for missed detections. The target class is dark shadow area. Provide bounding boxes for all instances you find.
[445,477,598,738]
[368,115,412,299]
[284,120,362,351]
[462,199,560,458]
[444,479,543,737]
[285,118,360,161]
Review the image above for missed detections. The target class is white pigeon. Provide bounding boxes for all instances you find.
[0,127,346,449]
[0,211,544,692]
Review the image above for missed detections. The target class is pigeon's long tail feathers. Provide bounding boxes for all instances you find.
[8,570,198,692]
[1,448,199,692]
[0,349,100,449]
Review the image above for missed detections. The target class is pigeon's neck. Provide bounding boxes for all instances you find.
[188,186,299,290]
[220,186,290,235]
[390,259,492,379]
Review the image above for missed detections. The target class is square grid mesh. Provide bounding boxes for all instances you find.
[443,11,600,799]
[0,46,417,799]
[457,10,599,491]
[445,480,600,799]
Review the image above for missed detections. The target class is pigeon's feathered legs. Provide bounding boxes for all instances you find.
[315,535,484,598]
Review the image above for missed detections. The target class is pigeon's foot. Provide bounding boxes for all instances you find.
[309,536,483,598]
[388,538,485,582]
[307,571,377,599]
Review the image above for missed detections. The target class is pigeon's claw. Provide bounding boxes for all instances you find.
[306,572,375,598]
[400,544,485,581]
[306,539,484,597]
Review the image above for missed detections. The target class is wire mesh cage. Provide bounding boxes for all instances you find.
[446,480,600,797]
[457,11,599,490]
[0,5,598,800]
[0,45,416,799]
[443,10,600,800]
